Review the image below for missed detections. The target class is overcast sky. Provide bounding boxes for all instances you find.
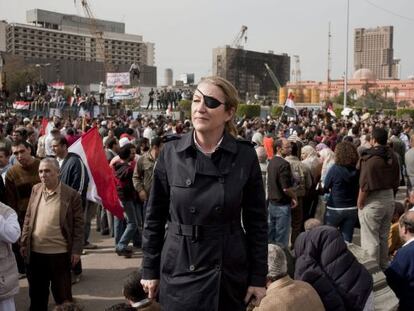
[1,0,413,85]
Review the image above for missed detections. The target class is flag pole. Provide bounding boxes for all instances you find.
[343,0,350,110]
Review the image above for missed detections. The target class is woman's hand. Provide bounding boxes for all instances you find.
[140,279,160,299]
[244,286,266,307]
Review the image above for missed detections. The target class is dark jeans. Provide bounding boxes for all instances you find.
[146,99,154,109]
[324,208,358,242]
[268,202,291,247]
[115,201,142,251]
[27,252,72,311]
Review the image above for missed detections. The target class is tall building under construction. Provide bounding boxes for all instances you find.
[354,26,399,80]
[212,46,290,98]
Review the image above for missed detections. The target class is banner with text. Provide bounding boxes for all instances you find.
[106,72,130,86]
[105,87,140,101]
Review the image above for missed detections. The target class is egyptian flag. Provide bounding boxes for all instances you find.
[13,101,31,110]
[69,127,124,219]
[284,92,298,118]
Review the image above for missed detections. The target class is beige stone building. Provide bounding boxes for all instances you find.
[354,26,399,80]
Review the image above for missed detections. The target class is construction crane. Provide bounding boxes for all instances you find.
[74,0,113,74]
[264,63,281,90]
[231,25,248,49]
[264,63,282,102]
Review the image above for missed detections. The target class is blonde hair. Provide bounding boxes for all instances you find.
[199,76,239,137]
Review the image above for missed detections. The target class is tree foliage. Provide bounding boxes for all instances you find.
[178,99,191,118]
[6,67,37,100]
[236,104,261,118]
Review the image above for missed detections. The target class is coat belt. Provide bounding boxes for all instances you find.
[167,221,242,242]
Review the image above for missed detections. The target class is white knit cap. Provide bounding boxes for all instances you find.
[267,244,287,279]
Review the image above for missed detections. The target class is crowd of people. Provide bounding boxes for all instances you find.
[145,88,193,110]
[0,76,413,310]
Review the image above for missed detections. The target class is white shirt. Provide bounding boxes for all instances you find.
[403,237,414,247]
[193,131,223,155]
[45,134,55,156]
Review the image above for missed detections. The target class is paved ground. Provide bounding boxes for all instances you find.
[15,188,407,310]
[16,224,142,311]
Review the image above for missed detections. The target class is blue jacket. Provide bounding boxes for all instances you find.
[324,164,359,208]
[60,152,89,204]
[385,240,414,311]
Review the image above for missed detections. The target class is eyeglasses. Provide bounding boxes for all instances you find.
[195,88,224,109]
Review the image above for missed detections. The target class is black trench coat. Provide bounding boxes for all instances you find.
[142,130,267,311]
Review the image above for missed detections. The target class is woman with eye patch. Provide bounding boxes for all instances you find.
[141,76,267,311]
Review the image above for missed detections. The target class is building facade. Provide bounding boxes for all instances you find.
[286,68,414,107]
[212,46,290,98]
[354,26,399,80]
[0,9,156,86]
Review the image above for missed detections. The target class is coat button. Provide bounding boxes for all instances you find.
[215,264,221,271]
[185,178,192,186]
[189,207,196,214]
[215,206,223,214]
[189,265,195,271]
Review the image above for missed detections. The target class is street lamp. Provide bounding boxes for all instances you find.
[35,63,50,81]
[343,0,350,109]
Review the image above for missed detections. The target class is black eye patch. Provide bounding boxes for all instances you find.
[196,89,224,109]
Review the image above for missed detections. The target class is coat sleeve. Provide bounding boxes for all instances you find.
[241,150,268,287]
[65,158,89,196]
[384,254,406,299]
[142,147,170,280]
[324,166,334,193]
[4,171,18,213]
[132,157,145,194]
[20,186,36,248]
[70,191,84,255]
[304,165,313,192]
[0,208,20,244]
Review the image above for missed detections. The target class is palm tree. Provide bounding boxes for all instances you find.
[362,81,371,96]
[392,87,399,103]
[383,85,390,99]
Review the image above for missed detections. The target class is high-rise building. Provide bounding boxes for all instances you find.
[212,46,290,98]
[178,73,195,85]
[164,68,173,86]
[354,26,400,80]
[0,8,156,86]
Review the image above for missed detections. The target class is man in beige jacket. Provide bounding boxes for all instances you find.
[253,244,325,311]
[20,158,83,311]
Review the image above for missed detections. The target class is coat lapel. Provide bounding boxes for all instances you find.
[29,186,43,229]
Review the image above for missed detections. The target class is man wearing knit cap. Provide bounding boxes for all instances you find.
[253,244,324,311]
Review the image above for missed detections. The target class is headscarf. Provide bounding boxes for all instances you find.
[301,145,318,161]
[251,132,263,147]
[302,145,321,184]
[319,148,335,186]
